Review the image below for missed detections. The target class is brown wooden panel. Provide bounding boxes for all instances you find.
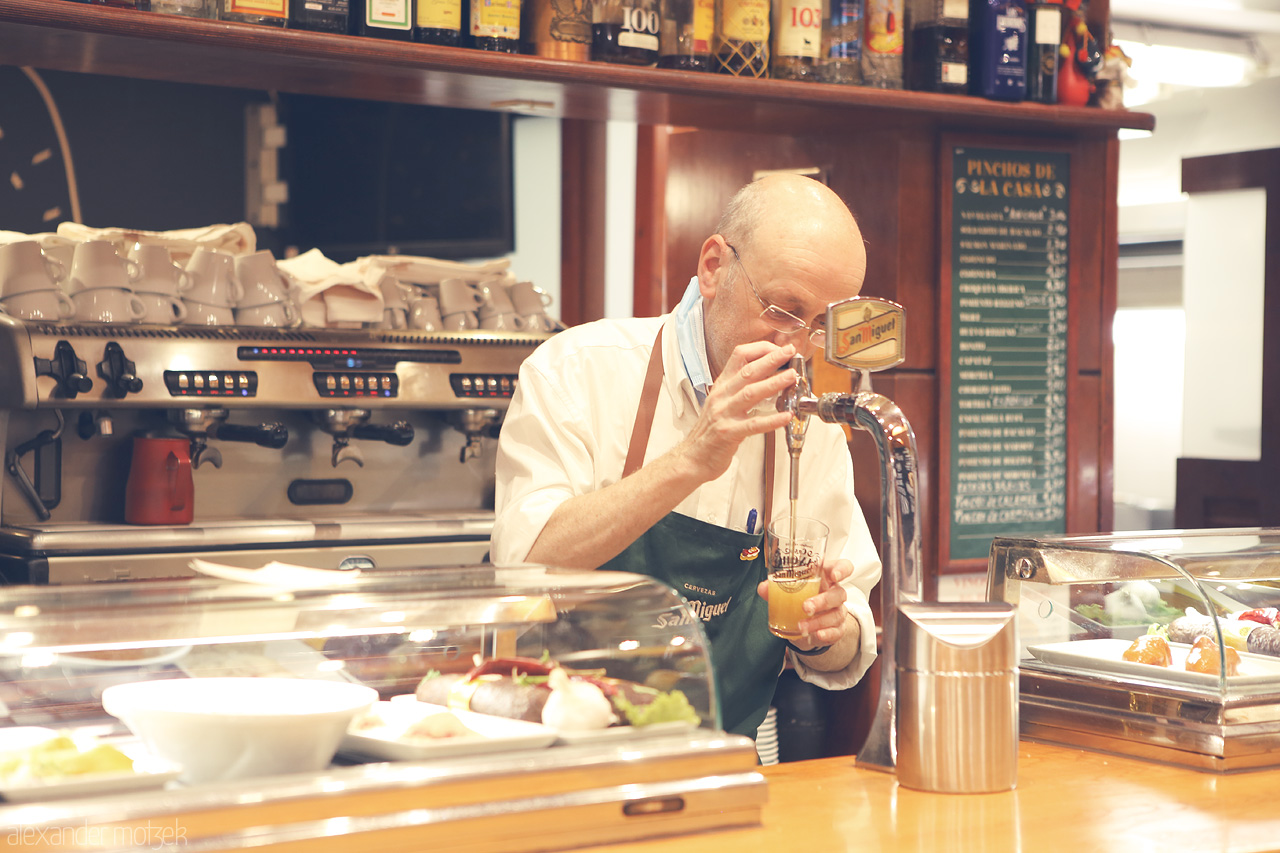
[0,0,1155,136]
[634,126,670,318]
[1175,458,1261,528]
[560,119,608,325]
[1068,373,1101,533]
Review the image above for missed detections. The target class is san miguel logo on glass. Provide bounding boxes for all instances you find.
[827,298,906,372]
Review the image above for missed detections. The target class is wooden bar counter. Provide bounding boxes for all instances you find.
[580,740,1280,853]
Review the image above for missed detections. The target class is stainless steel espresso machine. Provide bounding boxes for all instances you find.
[0,316,548,584]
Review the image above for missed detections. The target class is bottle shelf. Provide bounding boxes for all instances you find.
[0,0,1154,135]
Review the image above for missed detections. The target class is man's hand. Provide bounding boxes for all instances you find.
[757,558,862,671]
[673,341,798,484]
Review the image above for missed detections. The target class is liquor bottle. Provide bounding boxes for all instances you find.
[713,0,769,77]
[290,0,349,32]
[861,0,903,87]
[219,0,288,25]
[905,0,968,93]
[771,0,823,80]
[469,0,522,51]
[1025,0,1062,102]
[354,0,414,37]
[969,0,1027,100]
[523,0,590,59]
[151,0,213,18]
[657,0,714,70]
[591,0,661,65]
[819,0,863,84]
[415,0,462,44]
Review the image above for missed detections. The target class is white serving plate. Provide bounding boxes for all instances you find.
[55,645,193,671]
[1027,638,1280,688]
[0,728,181,804]
[341,702,558,761]
[384,695,699,746]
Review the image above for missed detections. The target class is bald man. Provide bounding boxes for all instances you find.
[492,175,882,739]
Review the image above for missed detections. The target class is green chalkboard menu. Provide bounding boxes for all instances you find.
[946,145,1070,562]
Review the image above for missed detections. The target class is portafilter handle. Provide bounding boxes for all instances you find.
[350,421,414,446]
[211,421,289,449]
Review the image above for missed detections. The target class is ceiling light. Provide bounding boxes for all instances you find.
[1115,38,1253,88]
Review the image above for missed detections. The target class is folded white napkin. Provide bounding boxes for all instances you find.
[190,558,362,589]
[358,254,512,287]
[55,222,257,263]
[277,248,382,327]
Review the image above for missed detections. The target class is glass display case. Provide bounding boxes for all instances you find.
[988,527,1280,772]
[0,565,764,850]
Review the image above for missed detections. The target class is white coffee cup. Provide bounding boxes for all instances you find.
[480,312,529,331]
[72,287,147,323]
[381,306,408,330]
[438,278,486,316]
[185,247,243,307]
[129,243,192,296]
[182,298,236,326]
[235,250,290,306]
[441,310,478,331]
[235,300,298,327]
[0,289,76,321]
[69,240,141,293]
[408,296,443,331]
[509,280,554,316]
[478,280,518,319]
[136,291,188,324]
[0,240,67,298]
[379,275,409,310]
[523,312,559,333]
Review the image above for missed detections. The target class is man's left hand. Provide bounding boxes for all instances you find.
[756,558,856,650]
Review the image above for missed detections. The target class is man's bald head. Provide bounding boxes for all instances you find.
[714,174,866,282]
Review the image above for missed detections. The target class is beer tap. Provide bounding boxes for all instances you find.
[782,296,922,775]
[778,353,814,510]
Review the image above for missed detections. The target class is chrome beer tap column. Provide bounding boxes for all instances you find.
[777,295,921,774]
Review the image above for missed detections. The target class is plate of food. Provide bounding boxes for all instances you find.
[1026,636,1280,688]
[0,727,181,803]
[340,701,558,762]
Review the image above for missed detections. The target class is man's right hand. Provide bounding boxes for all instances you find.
[672,341,799,484]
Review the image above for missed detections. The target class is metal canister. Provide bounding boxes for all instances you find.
[895,601,1018,793]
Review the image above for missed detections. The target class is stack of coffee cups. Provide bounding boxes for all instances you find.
[129,243,190,325]
[510,281,558,332]
[438,278,486,331]
[67,240,147,324]
[0,239,75,322]
[183,247,241,326]
[234,250,299,328]
[379,274,410,330]
[478,280,529,331]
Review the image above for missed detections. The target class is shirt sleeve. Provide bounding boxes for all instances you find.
[788,425,883,691]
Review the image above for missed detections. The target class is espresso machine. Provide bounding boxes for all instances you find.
[0,315,547,584]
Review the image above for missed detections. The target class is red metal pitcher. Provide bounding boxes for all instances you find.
[124,436,194,525]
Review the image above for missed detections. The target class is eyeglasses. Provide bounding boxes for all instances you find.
[727,244,826,346]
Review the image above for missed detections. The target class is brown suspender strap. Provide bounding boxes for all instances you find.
[622,327,666,479]
[622,324,778,530]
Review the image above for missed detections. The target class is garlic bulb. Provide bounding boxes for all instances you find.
[540,667,616,731]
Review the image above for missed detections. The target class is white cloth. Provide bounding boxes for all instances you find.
[55,221,256,263]
[492,311,883,691]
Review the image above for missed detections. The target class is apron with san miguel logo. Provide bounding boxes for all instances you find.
[599,328,786,738]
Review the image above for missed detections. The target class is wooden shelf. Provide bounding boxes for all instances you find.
[0,0,1154,137]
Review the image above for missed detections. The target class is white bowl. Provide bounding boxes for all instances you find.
[102,677,378,784]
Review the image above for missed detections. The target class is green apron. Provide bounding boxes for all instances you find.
[600,328,787,739]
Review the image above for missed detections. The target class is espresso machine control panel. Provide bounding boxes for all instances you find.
[0,319,546,410]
